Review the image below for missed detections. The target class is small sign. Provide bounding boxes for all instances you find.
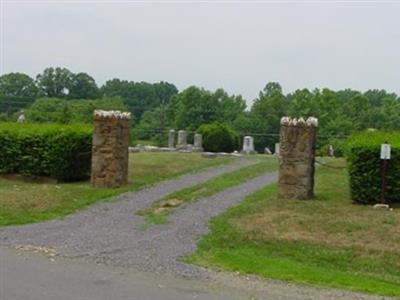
[381,143,391,160]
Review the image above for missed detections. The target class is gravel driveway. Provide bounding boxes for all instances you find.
[0,158,275,278]
[1,159,394,300]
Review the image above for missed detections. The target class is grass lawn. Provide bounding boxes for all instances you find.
[0,152,232,226]
[186,159,400,297]
[138,156,278,225]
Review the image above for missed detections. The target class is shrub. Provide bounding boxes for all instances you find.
[346,131,400,204]
[197,122,239,153]
[0,122,92,181]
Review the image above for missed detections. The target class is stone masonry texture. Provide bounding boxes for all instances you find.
[278,117,318,200]
[91,110,131,188]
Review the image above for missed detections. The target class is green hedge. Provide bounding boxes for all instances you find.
[197,122,240,153]
[346,132,400,204]
[0,123,92,181]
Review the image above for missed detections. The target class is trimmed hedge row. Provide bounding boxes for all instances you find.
[0,123,92,181]
[346,132,400,204]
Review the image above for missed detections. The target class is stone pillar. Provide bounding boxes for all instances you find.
[278,117,318,200]
[177,130,187,149]
[168,129,176,148]
[194,133,203,151]
[241,136,255,154]
[91,110,131,188]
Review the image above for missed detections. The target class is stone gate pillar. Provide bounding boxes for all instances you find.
[278,117,318,199]
[91,110,131,188]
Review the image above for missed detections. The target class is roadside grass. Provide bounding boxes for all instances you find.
[0,152,232,226]
[186,159,400,297]
[137,157,278,224]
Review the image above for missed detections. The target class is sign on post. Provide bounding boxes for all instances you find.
[380,143,391,160]
[380,142,390,204]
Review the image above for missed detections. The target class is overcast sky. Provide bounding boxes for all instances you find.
[1,0,399,104]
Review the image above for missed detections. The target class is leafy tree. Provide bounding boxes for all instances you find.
[133,107,168,145]
[101,79,178,123]
[25,97,127,124]
[171,86,220,131]
[364,89,397,107]
[0,72,38,98]
[250,82,289,150]
[68,72,99,99]
[36,67,74,98]
[212,88,247,125]
[0,72,38,115]
[288,88,318,117]
[168,86,246,133]
[25,98,68,123]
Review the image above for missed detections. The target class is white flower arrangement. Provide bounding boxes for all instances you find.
[280,116,318,127]
[306,117,318,127]
[94,110,131,119]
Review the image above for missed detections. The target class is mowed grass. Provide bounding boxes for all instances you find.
[138,156,278,224]
[0,152,232,226]
[186,159,400,297]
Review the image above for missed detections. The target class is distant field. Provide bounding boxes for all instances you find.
[187,159,400,297]
[0,152,232,226]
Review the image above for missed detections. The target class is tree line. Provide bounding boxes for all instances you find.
[1,67,399,151]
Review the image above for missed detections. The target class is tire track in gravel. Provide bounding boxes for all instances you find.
[0,158,277,279]
[0,158,259,247]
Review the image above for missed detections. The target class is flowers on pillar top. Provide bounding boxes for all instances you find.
[94,110,131,119]
[280,116,318,127]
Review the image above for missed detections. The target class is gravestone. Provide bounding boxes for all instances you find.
[274,143,280,155]
[278,117,318,200]
[177,130,187,150]
[17,112,26,123]
[241,136,255,154]
[168,129,176,148]
[193,133,203,152]
[264,147,272,154]
[328,145,334,157]
[91,110,131,188]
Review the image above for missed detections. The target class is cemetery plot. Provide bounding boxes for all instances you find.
[187,158,400,298]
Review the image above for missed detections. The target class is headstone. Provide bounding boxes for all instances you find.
[177,130,187,149]
[91,110,131,188]
[278,117,318,200]
[128,147,141,153]
[241,136,255,154]
[193,133,203,152]
[264,147,272,154]
[168,129,176,148]
[17,112,25,123]
[328,145,334,157]
[274,143,280,155]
